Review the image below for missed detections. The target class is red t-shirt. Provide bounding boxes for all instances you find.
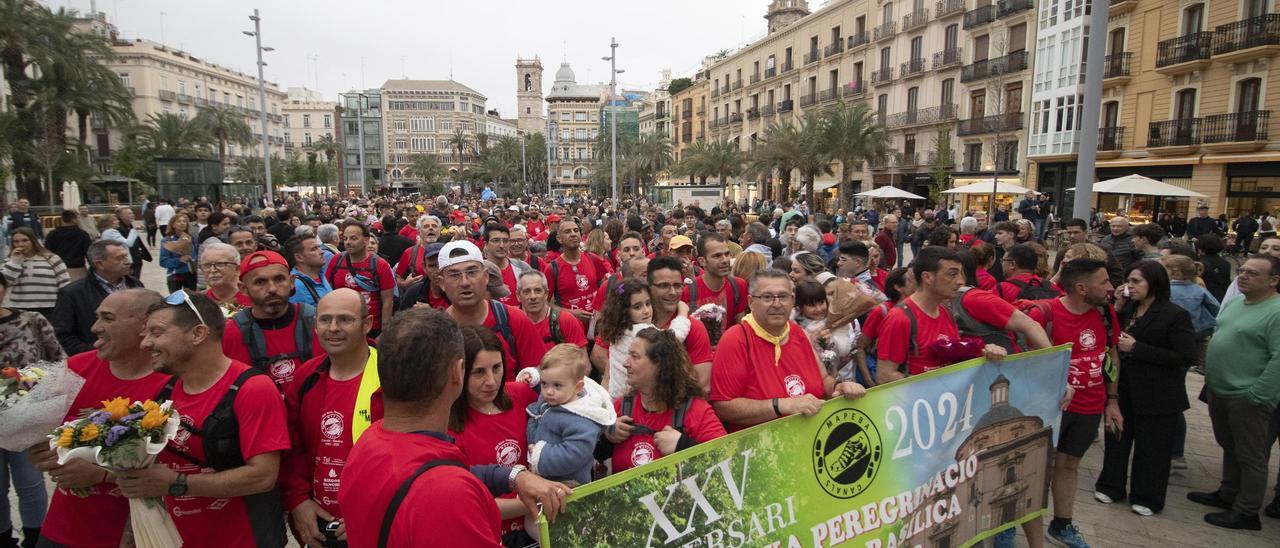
[338,425,502,547]
[324,253,396,330]
[220,305,325,387]
[451,382,540,534]
[531,309,589,351]
[869,269,889,292]
[497,262,521,307]
[596,313,714,366]
[480,302,549,380]
[681,275,748,329]
[397,225,418,241]
[206,288,252,308]
[1026,298,1119,415]
[526,220,546,240]
[279,354,384,516]
[997,274,1054,303]
[611,393,726,473]
[158,361,290,547]
[395,245,428,278]
[542,252,612,313]
[590,273,623,313]
[958,288,1019,351]
[861,303,892,341]
[42,352,172,548]
[709,321,827,432]
[977,269,998,291]
[876,298,961,376]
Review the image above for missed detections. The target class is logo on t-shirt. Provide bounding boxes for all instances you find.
[269,358,297,383]
[344,273,357,287]
[320,411,345,441]
[1078,329,1098,351]
[174,415,195,447]
[575,273,589,291]
[812,408,883,499]
[784,374,806,397]
[631,441,657,466]
[495,439,521,466]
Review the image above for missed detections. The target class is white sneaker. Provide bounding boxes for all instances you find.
[1094,491,1114,504]
[1131,504,1153,516]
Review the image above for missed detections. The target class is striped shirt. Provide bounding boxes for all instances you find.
[2,254,70,309]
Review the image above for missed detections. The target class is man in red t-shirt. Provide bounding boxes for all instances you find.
[683,234,747,331]
[996,243,1060,303]
[394,214,441,288]
[517,270,587,351]
[541,217,612,326]
[1023,258,1121,547]
[116,291,291,547]
[222,251,324,387]
[591,234,649,313]
[483,223,529,308]
[338,308,572,547]
[397,206,422,241]
[647,257,716,388]
[709,269,867,432]
[282,288,383,547]
[877,247,1008,382]
[440,241,548,379]
[325,221,395,336]
[32,290,172,548]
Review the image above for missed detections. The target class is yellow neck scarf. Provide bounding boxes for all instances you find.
[351,347,380,444]
[742,314,790,365]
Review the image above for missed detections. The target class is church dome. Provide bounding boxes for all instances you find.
[554,63,576,84]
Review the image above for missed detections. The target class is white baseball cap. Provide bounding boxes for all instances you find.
[438,240,485,271]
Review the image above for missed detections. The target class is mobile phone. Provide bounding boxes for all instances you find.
[1122,285,1130,298]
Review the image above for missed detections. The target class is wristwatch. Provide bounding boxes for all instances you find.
[507,465,527,491]
[168,473,188,497]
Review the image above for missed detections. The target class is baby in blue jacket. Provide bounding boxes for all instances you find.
[519,344,617,487]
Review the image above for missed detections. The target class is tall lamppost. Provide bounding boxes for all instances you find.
[244,9,275,204]
[603,38,624,203]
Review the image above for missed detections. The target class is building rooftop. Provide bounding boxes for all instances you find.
[380,79,486,99]
[547,62,608,101]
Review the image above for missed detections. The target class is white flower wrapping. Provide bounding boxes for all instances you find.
[0,362,84,452]
[51,402,184,548]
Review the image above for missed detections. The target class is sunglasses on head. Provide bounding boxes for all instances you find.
[164,290,208,327]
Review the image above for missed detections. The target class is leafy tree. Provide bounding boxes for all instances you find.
[138,113,213,159]
[445,129,472,180]
[195,106,252,163]
[791,111,833,208]
[928,128,955,204]
[311,134,341,165]
[668,77,693,95]
[406,154,446,196]
[748,122,802,200]
[819,101,889,211]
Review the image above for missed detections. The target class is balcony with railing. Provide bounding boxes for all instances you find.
[848,31,870,51]
[779,99,794,112]
[871,66,895,85]
[781,60,795,73]
[711,87,722,98]
[825,40,845,58]
[901,58,927,79]
[957,112,1024,136]
[804,50,821,65]
[1156,32,1213,75]
[819,88,840,103]
[799,93,817,107]
[1212,14,1280,63]
[934,47,963,69]
[697,106,706,116]
[761,104,776,117]
[732,78,743,90]
[158,90,176,101]
[682,130,693,142]
[960,50,1028,83]
[176,93,192,104]
[682,108,692,118]
[874,21,897,42]
[903,9,930,31]
[1097,126,1124,158]
[1110,0,1137,16]
[747,107,761,120]
[656,108,668,119]
[898,152,920,169]
[844,80,868,98]
[1202,110,1271,152]
[765,66,777,79]
[927,150,956,169]
[730,112,743,124]
[1147,118,1201,152]
[709,118,720,129]
[886,104,959,129]
[1103,52,1132,84]
[750,72,762,84]
[997,0,1033,19]
[937,0,966,19]
[868,156,890,170]
[964,4,996,29]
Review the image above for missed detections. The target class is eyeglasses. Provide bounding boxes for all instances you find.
[200,261,239,272]
[164,290,207,327]
[443,266,485,282]
[651,282,683,292]
[752,293,794,304]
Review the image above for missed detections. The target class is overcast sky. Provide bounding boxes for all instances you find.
[49,0,795,116]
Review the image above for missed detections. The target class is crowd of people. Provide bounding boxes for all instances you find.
[0,189,1277,548]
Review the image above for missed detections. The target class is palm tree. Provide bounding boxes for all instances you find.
[195,106,252,162]
[406,154,446,196]
[312,134,341,165]
[819,101,890,211]
[629,133,673,196]
[233,156,266,184]
[791,111,834,208]
[749,122,803,200]
[476,153,515,186]
[140,112,213,158]
[445,129,472,179]
[688,140,744,186]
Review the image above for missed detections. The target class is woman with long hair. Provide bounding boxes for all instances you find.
[1,228,69,319]
[448,325,540,547]
[788,252,827,285]
[1094,260,1194,516]
[591,278,688,398]
[584,228,611,258]
[0,274,66,547]
[160,213,197,292]
[603,327,725,473]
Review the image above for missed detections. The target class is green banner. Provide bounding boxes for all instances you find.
[542,345,1072,548]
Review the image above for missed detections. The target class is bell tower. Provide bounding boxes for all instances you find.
[765,0,810,34]
[516,57,546,135]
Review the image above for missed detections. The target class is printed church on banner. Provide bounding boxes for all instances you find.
[904,374,1054,546]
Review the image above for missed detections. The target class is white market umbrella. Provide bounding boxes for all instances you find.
[941,179,1037,195]
[857,186,927,200]
[61,181,81,211]
[1092,174,1207,198]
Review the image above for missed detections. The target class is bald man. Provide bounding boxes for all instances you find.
[281,288,381,547]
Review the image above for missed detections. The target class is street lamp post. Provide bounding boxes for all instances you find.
[603,38,624,204]
[244,9,274,204]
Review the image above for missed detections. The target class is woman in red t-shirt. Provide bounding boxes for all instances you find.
[448,326,540,546]
[605,328,726,473]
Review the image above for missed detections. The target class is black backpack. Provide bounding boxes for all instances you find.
[1006,277,1062,301]
[949,287,1018,352]
[231,304,317,374]
[378,458,466,548]
[543,307,564,345]
[326,252,383,292]
[489,300,520,366]
[620,394,692,435]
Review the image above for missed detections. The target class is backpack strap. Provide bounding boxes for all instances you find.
[295,304,317,363]
[294,274,322,304]
[377,459,466,548]
[489,300,519,366]
[549,260,563,306]
[672,398,693,433]
[233,309,268,368]
[896,302,918,376]
[547,307,563,345]
[297,357,332,404]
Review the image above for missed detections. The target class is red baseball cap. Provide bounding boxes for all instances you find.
[240,251,290,278]
[822,233,836,246]
[546,213,562,223]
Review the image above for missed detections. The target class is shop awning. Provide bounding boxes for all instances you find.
[812,180,840,192]
[941,180,1037,195]
[857,186,927,200]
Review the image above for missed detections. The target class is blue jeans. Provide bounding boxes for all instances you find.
[0,449,48,531]
[1034,218,1047,241]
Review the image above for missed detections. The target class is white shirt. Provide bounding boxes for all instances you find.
[154,204,175,227]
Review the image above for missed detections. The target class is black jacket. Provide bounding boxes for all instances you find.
[1117,299,1195,415]
[44,226,93,268]
[52,273,144,355]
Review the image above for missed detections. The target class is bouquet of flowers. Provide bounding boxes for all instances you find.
[690,303,727,345]
[0,362,84,452]
[51,397,183,548]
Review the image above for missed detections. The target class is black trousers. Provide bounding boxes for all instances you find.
[1095,396,1179,512]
